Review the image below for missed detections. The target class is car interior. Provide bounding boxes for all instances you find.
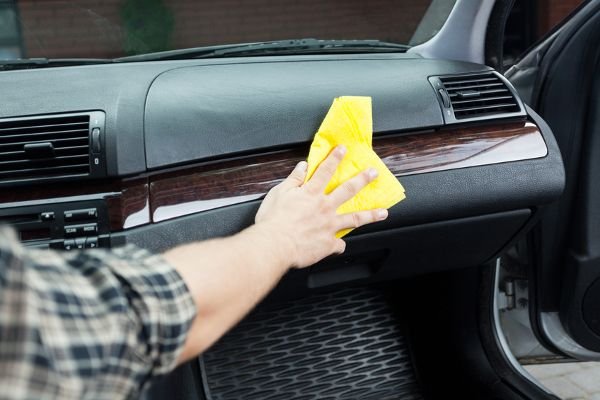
[1,0,599,398]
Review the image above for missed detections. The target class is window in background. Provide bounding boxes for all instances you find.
[503,0,585,68]
[409,0,456,46]
[0,0,22,59]
[14,0,441,59]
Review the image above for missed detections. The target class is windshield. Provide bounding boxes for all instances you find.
[0,0,456,60]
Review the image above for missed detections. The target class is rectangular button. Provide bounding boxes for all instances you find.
[64,223,97,237]
[64,208,97,222]
[438,89,451,108]
[40,211,55,221]
[75,238,86,249]
[91,128,101,153]
[63,239,75,251]
[82,224,98,234]
[85,237,98,249]
[64,226,80,236]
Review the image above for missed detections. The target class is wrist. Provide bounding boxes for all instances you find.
[250,221,296,273]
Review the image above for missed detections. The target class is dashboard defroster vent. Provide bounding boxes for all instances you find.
[430,71,525,123]
[0,112,106,186]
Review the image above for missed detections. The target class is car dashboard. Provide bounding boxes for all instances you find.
[0,52,563,286]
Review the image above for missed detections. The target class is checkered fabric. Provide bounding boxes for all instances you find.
[0,226,196,399]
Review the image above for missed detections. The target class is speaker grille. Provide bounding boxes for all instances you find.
[202,288,422,400]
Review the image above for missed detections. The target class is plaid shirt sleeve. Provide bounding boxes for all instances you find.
[0,225,197,400]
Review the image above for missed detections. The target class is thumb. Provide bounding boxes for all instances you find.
[281,161,308,189]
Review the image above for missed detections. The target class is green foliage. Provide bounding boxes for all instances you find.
[120,0,174,55]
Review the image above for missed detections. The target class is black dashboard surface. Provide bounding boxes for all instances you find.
[0,53,490,176]
[0,54,564,279]
[143,57,490,169]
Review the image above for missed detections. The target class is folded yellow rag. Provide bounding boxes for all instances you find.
[305,96,406,237]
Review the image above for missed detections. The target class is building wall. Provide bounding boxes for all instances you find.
[538,0,584,35]
[18,0,123,58]
[17,0,430,58]
[16,0,586,59]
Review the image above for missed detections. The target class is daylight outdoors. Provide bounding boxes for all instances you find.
[0,0,584,60]
[0,1,597,400]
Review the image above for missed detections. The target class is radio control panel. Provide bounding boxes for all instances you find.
[0,200,110,250]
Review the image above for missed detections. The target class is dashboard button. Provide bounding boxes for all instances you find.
[438,89,451,108]
[91,128,101,153]
[64,226,79,236]
[40,211,55,221]
[63,239,75,251]
[64,208,97,222]
[82,224,98,234]
[64,223,97,237]
[85,237,98,249]
[75,238,86,249]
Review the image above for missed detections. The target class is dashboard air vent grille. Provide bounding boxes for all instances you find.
[0,115,91,183]
[440,72,520,119]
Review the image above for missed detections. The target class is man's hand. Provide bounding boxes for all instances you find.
[254,145,388,269]
[170,145,389,363]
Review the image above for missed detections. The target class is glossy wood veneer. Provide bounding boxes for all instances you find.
[0,121,547,229]
[149,121,547,222]
[104,180,150,230]
[0,178,150,231]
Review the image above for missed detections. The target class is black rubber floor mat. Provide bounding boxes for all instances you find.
[201,287,422,400]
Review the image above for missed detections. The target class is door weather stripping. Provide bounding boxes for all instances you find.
[541,312,600,361]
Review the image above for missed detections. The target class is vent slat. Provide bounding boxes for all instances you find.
[0,114,91,183]
[0,155,89,168]
[0,122,88,134]
[451,95,515,105]
[0,137,89,150]
[438,77,499,86]
[444,82,504,91]
[439,72,520,120]
[448,88,509,98]
[0,164,90,178]
[454,103,520,113]
[0,146,90,162]
[0,128,89,143]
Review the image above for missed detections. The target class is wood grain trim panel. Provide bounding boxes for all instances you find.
[104,180,150,230]
[378,121,546,175]
[0,121,546,229]
[150,121,547,222]
[0,178,150,231]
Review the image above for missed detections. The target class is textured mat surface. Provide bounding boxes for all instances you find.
[201,287,422,400]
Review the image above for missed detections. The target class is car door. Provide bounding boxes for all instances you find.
[504,0,600,375]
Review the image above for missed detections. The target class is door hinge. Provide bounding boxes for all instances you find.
[499,279,528,311]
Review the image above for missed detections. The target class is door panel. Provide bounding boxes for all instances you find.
[506,0,600,356]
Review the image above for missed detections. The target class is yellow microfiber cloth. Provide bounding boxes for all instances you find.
[305,96,406,237]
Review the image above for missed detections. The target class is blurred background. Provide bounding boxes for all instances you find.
[0,0,585,63]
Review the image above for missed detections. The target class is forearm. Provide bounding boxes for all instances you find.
[164,223,291,363]
[164,150,383,365]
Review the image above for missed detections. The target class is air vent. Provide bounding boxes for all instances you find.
[431,72,523,122]
[0,113,98,184]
